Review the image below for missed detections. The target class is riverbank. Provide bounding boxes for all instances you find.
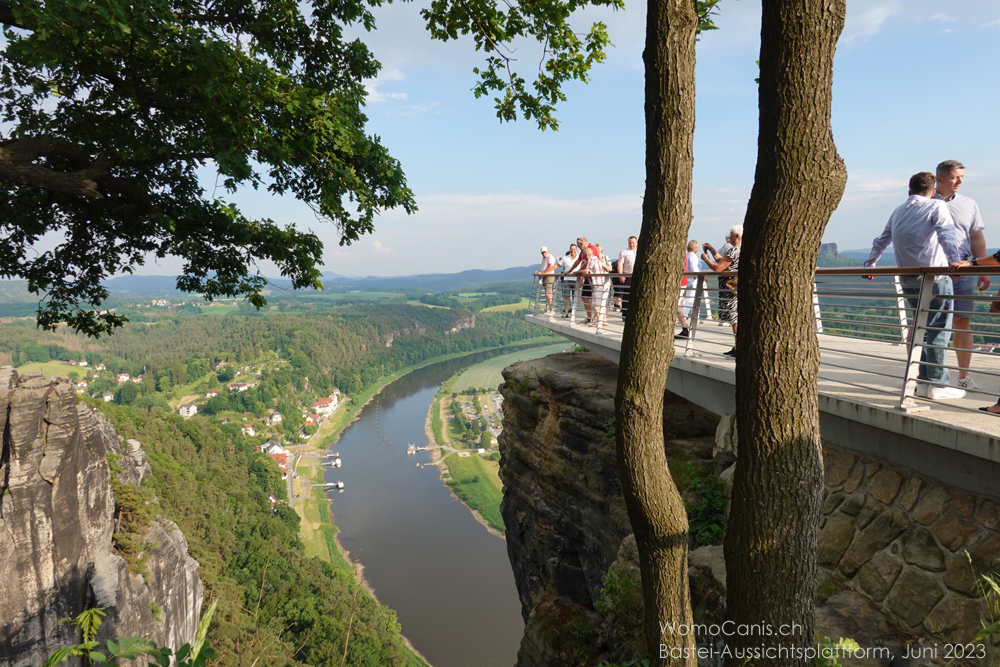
[287,338,559,572]
[424,376,505,536]
[423,342,572,536]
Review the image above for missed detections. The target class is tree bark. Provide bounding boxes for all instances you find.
[614,0,697,663]
[724,1,847,665]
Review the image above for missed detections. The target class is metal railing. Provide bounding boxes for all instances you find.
[530,265,1000,415]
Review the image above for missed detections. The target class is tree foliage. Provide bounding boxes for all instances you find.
[0,0,415,336]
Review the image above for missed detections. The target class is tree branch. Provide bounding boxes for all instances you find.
[0,2,27,30]
[0,137,112,197]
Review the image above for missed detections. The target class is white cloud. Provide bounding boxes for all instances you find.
[371,240,393,255]
[365,68,408,104]
[842,2,901,43]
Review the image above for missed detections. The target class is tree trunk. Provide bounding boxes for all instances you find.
[724,1,847,665]
[614,0,697,663]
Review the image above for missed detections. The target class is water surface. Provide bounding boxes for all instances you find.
[325,351,529,667]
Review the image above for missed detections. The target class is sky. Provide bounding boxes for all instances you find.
[150,0,1000,277]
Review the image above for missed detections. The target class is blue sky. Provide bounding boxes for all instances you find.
[177,0,1000,277]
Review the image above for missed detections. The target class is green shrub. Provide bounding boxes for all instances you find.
[595,567,647,660]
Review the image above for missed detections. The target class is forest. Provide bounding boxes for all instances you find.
[0,302,548,666]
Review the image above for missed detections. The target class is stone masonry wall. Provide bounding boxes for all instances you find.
[819,447,998,642]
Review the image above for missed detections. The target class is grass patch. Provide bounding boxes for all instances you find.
[402,645,430,667]
[480,297,532,313]
[442,453,504,534]
[15,360,80,377]
[452,341,568,392]
[198,303,241,315]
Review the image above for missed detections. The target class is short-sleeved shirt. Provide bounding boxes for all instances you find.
[558,255,577,281]
[539,253,557,274]
[618,248,636,275]
[934,192,984,260]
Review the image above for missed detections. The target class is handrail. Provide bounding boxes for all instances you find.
[528,265,1000,416]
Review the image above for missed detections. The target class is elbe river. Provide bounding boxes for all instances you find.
[322,351,526,667]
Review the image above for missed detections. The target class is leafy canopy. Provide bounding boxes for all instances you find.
[421,0,723,130]
[0,0,415,336]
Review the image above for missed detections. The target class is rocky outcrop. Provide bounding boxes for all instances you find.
[447,314,475,334]
[498,353,719,666]
[0,368,202,667]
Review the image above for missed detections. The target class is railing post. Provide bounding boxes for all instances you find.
[894,275,910,344]
[683,275,705,355]
[531,276,541,315]
[898,273,934,412]
[813,281,823,334]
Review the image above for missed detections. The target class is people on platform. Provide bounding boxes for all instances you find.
[558,244,579,318]
[703,226,742,357]
[951,250,1000,412]
[676,240,701,339]
[934,160,989,390]
[534,246,558,314]
[618,236,637,321]
[865,172,964,400]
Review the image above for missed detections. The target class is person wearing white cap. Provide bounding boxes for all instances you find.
[534,246,558,313]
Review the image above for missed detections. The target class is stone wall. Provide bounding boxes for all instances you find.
[819,447,997,642]
[0,368,202,667]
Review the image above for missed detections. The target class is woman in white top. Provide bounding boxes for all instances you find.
[595,244,613,326]
[676,240,701,338]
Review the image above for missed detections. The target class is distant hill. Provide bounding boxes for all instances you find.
[320,265,536,291]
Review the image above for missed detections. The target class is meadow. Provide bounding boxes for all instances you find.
[452,341,570,392]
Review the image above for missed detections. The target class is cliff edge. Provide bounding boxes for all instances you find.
[0,367,202,667]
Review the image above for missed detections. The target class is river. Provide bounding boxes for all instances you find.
[323,350,526,667]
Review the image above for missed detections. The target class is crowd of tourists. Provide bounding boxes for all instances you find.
[534,236,636,327]
[532,162,1000,413]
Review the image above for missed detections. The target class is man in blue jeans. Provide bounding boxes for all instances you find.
[864,172,964,400]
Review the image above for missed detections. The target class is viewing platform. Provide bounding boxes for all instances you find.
[528,267,1000,500]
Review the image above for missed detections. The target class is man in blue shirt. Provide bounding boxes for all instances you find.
[865,172,964,400]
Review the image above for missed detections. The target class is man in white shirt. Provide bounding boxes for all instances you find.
[534,246,558,313]
[557,244,579,317]
[617,236,637,320]
[865,172,964,400]
[934,160,989,390]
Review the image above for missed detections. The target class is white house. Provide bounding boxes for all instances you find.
[241,425,257,437]
[206,388,219,398]
[103,394,114,402]
[117,373,130,384]
[311,397,336,415]
[268,413,283,426]
[178,403,197,418]
[230,383,249,392]
[78,360,88,367]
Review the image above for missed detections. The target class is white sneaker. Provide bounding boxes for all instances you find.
[925,385,967,400]
[957,376,982,391]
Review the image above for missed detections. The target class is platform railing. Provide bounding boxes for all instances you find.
[530,265,1000,414]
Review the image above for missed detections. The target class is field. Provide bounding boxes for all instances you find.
[16,360,81,377]
[480,297,531,313]
[452,341,569,392]
[441,453,504,532]
[197,303,241,315]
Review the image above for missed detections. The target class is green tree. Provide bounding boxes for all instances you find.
[0,0,416,336]
[479,431,492,448]
[115,383,140,406]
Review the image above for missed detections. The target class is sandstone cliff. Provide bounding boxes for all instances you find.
[499,353,998,667]
[0,368,202,667]
[498,353,720,666]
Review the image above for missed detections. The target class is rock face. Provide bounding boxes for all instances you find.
[0,368,202,667]
[499,353,997,665]
[498,353,719,666]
